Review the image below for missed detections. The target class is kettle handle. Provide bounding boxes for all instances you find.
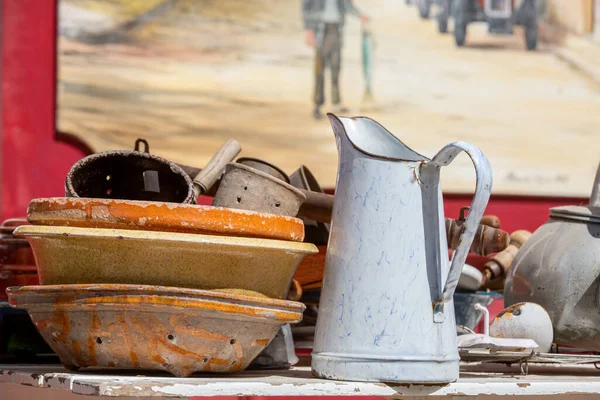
[421,142,492,320]
[591,162,600,207]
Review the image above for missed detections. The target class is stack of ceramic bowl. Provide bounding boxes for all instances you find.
[0,218,53,359]
[0,219,37,298]
[9,197,317,376]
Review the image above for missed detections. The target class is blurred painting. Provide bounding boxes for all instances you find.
[58,0,600,196]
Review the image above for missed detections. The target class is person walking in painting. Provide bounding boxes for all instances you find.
[302,0,369,120]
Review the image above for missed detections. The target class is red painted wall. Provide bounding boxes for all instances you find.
[1,0,88,221]
[444,193,586,233]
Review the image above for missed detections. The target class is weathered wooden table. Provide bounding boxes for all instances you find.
[2,363,600,399]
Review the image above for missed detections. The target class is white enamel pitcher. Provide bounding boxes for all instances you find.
[312,115,492,383]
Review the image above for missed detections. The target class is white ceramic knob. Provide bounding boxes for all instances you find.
[490,302,553,353]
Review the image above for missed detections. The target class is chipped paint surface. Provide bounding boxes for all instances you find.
[313,116,492,383]
[490,302,554,353]
[4,364,600,397]
[27,197,305,242]
[8,284,303,377]
[13,225,317,299]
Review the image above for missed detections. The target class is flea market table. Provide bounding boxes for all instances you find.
[2,363,600,399]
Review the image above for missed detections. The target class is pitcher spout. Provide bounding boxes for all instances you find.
[328,114,429,162]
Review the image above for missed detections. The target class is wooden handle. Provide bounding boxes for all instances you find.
[590,162,600,207]
[446,218,510,256]
[298,190,334,223]
[193,140,241,198]
[483,229,532,281]
[473,224,510,255]
[509,230,531,248]
[480,215,501,228]
[458,207,500,229]
[287,279,303,302]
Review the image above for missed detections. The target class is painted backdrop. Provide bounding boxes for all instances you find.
[58,0,600,196]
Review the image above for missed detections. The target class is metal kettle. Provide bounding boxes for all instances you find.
[505,162,600,350]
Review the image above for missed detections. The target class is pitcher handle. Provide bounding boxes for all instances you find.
[420,141,492,320]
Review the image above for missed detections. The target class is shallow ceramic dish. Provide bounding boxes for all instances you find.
[0,239,34,265]
[7,284,304,376]
[0,218,29,237]
[0,266,38,302]
[27,197,304,242]
[14,226,318,299]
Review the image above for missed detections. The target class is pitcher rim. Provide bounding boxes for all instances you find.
[327,113,430,162]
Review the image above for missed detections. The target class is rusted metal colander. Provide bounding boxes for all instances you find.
[213,162,305,217]
[236,157,290,183]
[65,139,194,204]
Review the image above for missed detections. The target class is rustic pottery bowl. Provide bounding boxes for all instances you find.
[27,197,305,242]
[14,226,318,299]
[0,266,38,302]
[65,139,194,204]
[0,239,34,266]
[0,218,33,264]
[7,284,305,376]
[0,218,29,237]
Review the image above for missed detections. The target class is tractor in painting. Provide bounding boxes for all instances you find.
[437,0,538,50]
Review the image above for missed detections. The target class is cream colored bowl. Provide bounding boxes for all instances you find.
[14,226,317,299]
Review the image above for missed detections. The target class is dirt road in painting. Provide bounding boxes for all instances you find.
[58,0,600,196]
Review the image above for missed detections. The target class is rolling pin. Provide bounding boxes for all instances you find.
[287,279,303,302]
[298,191,333,223]
[446,217,509,256]
[298,191,510,256]
[480,215,501,228]
[482,230,532,284]
[457,206,501,228]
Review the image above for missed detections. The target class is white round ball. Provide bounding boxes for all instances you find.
[490,302,553,353]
